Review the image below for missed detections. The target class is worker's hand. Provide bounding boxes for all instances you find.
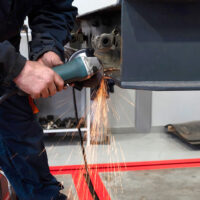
[38,51,63,68]
[14,61,64,99]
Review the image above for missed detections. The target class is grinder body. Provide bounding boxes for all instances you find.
[52,56,101,84]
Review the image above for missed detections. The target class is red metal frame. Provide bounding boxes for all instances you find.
[50,158,200,200]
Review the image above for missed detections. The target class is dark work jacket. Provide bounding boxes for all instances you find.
[0,0,77,85]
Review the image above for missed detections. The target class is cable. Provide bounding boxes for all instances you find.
[72,87,99,200]
[70,49,99,199]
[72,87,89,174]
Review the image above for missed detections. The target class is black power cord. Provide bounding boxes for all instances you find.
[72,87,89,175]
[70,49,99,200]
[72,87,99,200]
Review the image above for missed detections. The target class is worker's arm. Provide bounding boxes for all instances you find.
[0,41,26,85]
[28,0,78,63]
[0,41,64,99]
[14,60,64,99]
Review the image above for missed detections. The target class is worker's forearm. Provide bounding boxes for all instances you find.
[28,0,78,62]
[0,41,26,86]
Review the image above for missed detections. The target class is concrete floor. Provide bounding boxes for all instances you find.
[45,129,200,166]
[45,129,200,200]
[55,174,78,200]
[100,168,200,200]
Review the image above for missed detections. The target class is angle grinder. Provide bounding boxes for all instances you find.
[53,54,102,86]
[0,52,102,104]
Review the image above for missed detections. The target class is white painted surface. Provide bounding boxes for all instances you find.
[108,87,135,128]
[152,91,200,126]
[73,0,118,15]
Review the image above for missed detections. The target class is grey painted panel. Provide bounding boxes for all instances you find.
[135,90,152,132]
[122,1,200,83]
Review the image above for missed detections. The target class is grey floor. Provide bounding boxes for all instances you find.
[99,168,200,200]
[55,174,78,200]
[45,129,200,166]
[45,129,200,200]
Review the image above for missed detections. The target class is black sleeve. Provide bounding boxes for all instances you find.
[0,41,26,85]
[28,0,78,62]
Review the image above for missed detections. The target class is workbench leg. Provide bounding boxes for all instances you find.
[135,90,152,133]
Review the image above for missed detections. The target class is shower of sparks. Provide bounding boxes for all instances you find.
[83,79,127,199]
[90,79,109,144]
[44,78,135,199]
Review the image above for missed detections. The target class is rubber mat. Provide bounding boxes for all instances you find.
[50,159,200,200]
[166,121,200,145]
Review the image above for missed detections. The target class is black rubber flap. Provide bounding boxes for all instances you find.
[166,121,200,145]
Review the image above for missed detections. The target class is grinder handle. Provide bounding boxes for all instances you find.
[52,57,88,83]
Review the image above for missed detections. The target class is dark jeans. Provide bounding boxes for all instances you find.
[0,87,66,200]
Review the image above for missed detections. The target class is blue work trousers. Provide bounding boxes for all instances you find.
[0,87,65,200]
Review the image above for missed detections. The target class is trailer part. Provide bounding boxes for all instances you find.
[77,1,200,91]
[92,29,121,70]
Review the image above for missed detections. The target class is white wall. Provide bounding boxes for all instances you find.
[152,91,200,126]
[73,0,118,15]
[108,88,135,128]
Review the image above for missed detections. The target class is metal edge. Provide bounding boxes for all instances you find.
[119,81,200,91]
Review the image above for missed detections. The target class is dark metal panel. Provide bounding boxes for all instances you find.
[121,1,200,90]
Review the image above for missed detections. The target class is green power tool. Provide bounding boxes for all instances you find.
[0,52,102,104]
[52,56,102,85]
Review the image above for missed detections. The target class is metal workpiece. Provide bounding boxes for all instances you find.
[77,1,200,91]
[81,56,102,75]
[76,4,121,61]
[92,29,121,70]
[92,31,119,50]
